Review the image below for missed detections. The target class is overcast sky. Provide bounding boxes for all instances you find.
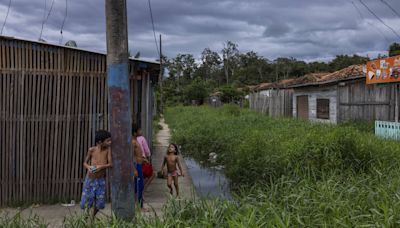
[0,0,400,62]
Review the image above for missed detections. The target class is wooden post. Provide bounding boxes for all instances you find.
[149,83,154,150]
[105,0,135,220]
[159,34,163,114]
[146,74,151,141]
[141,73,148,135]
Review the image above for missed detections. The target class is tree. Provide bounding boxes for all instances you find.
[169,54,197,80]
[308,61,330,73]
[167,54,198,92]
[236,51,269,85]
[389,43,400,57]
[218,85,244,103]
[274,57,296,80]
[160,44,374,107]
[221,41,239,84]
[199,48,222,81]
[183,78,209,104]
[329,55,369,71]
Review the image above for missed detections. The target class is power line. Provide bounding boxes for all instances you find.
[59,0,68,44]
[379,0,400,19]
[39,0,56,41]
[358,0,400,39]
[147,0,160,57]
[1,0,12,35]
[41,0,47,35]
[351,1,390,43]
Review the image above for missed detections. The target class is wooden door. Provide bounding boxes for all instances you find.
[297,95,309,120]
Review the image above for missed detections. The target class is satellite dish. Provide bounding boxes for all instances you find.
[65,40,77,47]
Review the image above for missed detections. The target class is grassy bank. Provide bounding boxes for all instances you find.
[166,105,400,185]
[163,105,400,226]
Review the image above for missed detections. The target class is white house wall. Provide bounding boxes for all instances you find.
[293,86,338,124]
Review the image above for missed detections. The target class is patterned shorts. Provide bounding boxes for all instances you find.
[168,170,178,177]
[80,177,106,209]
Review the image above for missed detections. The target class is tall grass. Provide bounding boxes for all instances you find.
[162,105,400,226]
[165,105,400,184]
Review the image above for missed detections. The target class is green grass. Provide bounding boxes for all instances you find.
[161,105,400,226]
[165,105,400,185]
[339,120,375,134]
[6,187,400,227]
[152,114,162,146]
[0,212,47,228]
[6,105,400,226]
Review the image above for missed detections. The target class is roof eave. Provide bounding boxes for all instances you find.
[0,35,160,66]
[288,75,364,88]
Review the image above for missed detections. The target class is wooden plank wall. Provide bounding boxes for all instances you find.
[249,89,293,117]
[337,79,396,123]
[0,37,156,206]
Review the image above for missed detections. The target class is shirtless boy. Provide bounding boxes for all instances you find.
[160,143,184,196]
[80,130,112,219]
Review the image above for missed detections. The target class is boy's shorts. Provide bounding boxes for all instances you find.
[168,170,178,177]
[80,177,106,209]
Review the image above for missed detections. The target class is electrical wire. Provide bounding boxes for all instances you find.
[59,0,68,44]
[39,0,56,41]
[147,0,160,57]
[40,0,47,39]
[358,0,400,39]
[1,0,12,35]
[351,1,390,43]
[379,0,400,18]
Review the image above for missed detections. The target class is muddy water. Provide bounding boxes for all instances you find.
[184,157,232,199]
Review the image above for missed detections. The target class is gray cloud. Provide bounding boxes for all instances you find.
[0,0,399,61]
[263,22,291,38]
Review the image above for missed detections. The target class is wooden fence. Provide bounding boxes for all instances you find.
[0,36,159,206]
[249,89,293,117]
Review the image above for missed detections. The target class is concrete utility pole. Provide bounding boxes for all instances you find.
[105,0,135,220]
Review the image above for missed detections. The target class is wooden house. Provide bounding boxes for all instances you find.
[290,65,398,124]
[0,35,160,205]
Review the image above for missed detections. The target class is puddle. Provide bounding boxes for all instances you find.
[184,157,232,199]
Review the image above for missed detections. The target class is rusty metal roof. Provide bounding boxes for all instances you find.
[252,65,364,91]
[316,65,363,82]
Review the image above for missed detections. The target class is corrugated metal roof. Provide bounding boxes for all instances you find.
[289,65,364,88]
[0,35,160,65]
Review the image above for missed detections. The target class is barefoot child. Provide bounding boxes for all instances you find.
[80,130,112,219]
[160,143,184,196]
